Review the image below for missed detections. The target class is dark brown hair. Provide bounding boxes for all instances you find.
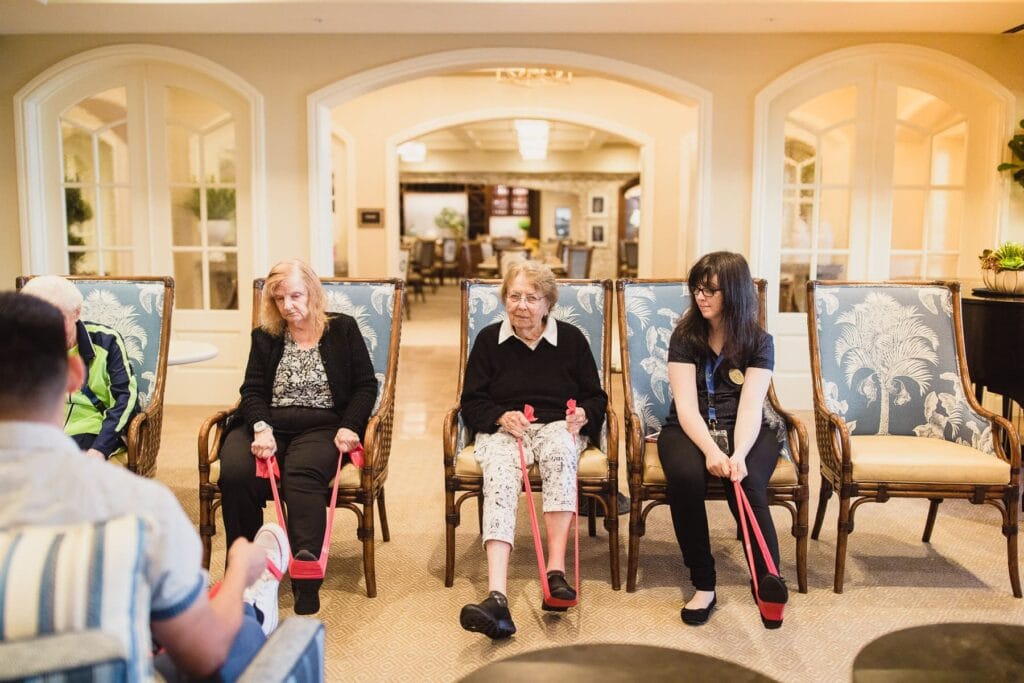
[676,251,760,366]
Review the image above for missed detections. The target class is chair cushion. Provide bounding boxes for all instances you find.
[0,515,152,683]
[455,444,609,480]
[209,459,361,488]
[641,442,798,487]
[849,435,1010,484]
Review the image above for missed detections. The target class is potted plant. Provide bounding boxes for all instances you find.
[433,207,465,238]
[65,185,93,274]
[979,241,1024,294]
[997,118,1024,192]
[183,185,236,246]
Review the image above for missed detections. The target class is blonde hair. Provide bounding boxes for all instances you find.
[501,260,558,311]
[21,275,83,316]
[259,259,328,337]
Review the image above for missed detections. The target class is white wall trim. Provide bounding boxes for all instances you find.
[307,47,712,276]
[13,43,267,276]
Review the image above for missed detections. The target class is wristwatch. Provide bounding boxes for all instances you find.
[253,420,273,434]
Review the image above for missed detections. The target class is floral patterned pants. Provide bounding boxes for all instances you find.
[474,420,588,547]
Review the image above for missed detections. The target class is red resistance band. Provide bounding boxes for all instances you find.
[517,400,580,609]
[734,480,785,623]
[255,444,364,580]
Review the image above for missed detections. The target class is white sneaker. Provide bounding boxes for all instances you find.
[243,522,290,636]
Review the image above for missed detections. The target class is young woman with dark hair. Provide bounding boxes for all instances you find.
[657,251,788,628]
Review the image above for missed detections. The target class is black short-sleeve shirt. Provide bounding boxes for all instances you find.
[665,327,774,430]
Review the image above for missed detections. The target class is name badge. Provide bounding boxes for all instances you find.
[729,368,745,385]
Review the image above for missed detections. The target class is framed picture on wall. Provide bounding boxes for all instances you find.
[588,192,607,217]
[589,222,607,246]
[358,208,384,227]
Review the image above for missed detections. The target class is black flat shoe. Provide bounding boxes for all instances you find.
[541,571,576,612]
[460,591,516,639]
[756,575,788,629]
[291,562,321,615]
[680,594,716,626]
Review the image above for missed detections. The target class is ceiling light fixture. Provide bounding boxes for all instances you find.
[496,68,573,88]
[514,119,549,161]
[397,141,426,163]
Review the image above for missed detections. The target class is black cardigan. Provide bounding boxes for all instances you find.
[238,314,378,438]
[460,320,607,443]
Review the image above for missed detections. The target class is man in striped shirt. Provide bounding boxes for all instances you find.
[20,275,138,460]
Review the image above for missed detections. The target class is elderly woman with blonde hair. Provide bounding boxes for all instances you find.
[218,259,378,615]
[458,260,606,639]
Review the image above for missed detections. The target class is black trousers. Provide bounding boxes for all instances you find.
[219,407,341,567]
[657,422,781,591]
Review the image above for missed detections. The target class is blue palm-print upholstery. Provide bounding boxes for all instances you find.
[74,280,167,409]
[620,280,791,461]
[458,280,607,451]
[812,283,994,454]
[320,280,397,412]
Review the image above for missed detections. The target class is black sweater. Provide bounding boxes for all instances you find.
[460,320,607,443]
[238,314,378,438]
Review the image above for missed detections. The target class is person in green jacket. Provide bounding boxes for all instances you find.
[21,275,139,460]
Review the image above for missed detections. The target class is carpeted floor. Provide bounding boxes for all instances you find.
[159,282,1024,682]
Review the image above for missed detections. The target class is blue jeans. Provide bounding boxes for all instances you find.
[154,604,267,682]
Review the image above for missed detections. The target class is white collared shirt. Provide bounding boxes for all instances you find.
[498,316,558,350]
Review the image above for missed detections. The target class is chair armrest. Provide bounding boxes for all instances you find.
[361,393,396,487]
[604,404,619,471]
[198,403,239,483]
[0,631,128,680]
[442,405,461,467]
[621,409,645,476]
[961,397,1022,469]
[237,617,325,683]
[767,388,809,477]
[813,404,851,478]
[126,397,163,477]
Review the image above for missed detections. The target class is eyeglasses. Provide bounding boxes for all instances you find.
[506,293,545,306]
[692,285,721,298]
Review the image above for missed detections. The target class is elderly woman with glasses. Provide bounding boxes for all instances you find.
[457,260,606,640]
[657,251,788,628]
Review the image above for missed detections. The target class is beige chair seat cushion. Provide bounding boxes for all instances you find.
[849,435,1010,484]
[641,442,798,487]
[455,444,608,480]
[208,459,362,488]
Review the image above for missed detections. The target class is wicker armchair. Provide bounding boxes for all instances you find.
[198,278,404,597]
[807,280,1020,596]
[442,278,621,590]
[16,275,174,478]
[615,278,809,593]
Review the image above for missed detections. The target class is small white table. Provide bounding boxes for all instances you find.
[168,340,219,366]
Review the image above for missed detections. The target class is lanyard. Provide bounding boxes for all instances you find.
[704,354,725,427]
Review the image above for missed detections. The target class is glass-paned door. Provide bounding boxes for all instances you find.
[166,86,239,311]
[779,86,856,312]
[59,87,133,275]
[889,87,966,279]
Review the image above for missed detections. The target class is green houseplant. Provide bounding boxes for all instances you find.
[433,207,465,237]
[183,187,236,221]
[65,186,93,274]
[997,118,1024,192]
[979,241,1024,294]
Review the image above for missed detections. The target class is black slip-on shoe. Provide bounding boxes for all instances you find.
[757,575,788,629]
[460,591,516,639]
[680,594,717,626]
[541,571,577,612]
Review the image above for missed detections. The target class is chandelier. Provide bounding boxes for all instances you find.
[495,68,573,88]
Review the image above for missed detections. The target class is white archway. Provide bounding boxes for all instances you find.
[307,47,712,276]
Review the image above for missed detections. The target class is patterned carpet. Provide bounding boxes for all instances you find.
[158,283,1024,682]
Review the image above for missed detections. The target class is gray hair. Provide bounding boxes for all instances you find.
[21,275,83,316]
